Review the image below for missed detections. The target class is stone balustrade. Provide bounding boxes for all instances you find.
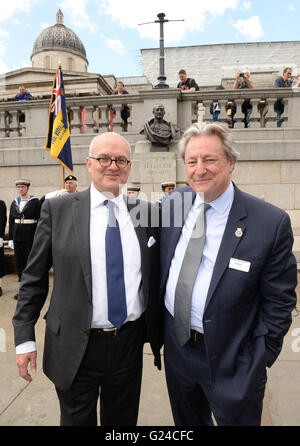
[0,87,299,138]
[1,87,300,265]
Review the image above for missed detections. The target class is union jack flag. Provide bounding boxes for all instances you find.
[50,67,62,115]
[46,66,73,172]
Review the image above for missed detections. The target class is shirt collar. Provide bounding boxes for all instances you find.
[195,181,234,214]
[90,183,126,210]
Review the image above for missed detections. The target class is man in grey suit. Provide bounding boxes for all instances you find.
[13,132,162,426]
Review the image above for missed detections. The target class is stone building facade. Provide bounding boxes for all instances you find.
[141,41,300,89]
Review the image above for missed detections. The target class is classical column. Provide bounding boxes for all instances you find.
[202,100,212,122]
[249,99,261,128]
[84,105,96,134]
[264,98,278,128]
[70,105,82,134]
[98,105,110,133]
[9,110,21,137]
[111,104,123,133]
[232,99,244,129]
[0,111,8,137]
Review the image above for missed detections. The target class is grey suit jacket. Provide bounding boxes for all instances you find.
[13,188,162,390]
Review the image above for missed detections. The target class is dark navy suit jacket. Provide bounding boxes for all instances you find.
[160,184,297,417]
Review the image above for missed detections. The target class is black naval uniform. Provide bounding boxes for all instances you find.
[0,200,7,282]
[9,196,41,280]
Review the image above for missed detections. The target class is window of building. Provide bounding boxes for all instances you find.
[44,55,50,69]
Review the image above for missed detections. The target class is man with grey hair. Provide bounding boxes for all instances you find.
[12,132,162,426]
[160,122,297,426]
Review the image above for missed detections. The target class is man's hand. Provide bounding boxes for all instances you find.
[16,351,37,382]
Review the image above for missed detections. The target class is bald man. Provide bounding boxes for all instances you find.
[13,133,162,426]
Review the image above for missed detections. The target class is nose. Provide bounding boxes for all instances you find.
[195,159,207,175]
[107,159,120,170]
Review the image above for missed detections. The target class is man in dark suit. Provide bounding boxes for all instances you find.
[13,132,162,426]
[160,122,297,426]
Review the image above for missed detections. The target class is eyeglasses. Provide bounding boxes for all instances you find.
[89,155,130,169]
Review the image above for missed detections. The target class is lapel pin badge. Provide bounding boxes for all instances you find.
[235,227,243,238]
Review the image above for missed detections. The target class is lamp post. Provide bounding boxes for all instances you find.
[139,12,184,89]
[155,13,168,89]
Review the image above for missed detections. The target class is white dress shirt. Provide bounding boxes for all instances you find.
[164,182,234,333]
[89,184,143,328]
[16,184,143,354]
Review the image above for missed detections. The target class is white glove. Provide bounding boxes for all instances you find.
[0,238,3,248]
[8,240,14,250]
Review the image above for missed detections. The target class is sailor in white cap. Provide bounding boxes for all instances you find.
[161,181,176,195]
[127,184,141,198]
[157,181,176,204]
[8,179,41,299]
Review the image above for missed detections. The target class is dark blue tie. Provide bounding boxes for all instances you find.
[105,200,127,328]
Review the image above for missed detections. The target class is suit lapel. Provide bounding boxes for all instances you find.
[72,188,92,301]
[204,186,247,312]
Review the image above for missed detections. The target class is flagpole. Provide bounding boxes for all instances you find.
[46,62,73,181]
[57,60,65,189]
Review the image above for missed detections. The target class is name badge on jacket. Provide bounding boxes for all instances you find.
[229,258,251,272]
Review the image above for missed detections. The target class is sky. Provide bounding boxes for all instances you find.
[0,0,299,78]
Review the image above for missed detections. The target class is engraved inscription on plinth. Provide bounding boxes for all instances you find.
[137,153,176,185]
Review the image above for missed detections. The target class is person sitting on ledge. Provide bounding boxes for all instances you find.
[14,85,33,102]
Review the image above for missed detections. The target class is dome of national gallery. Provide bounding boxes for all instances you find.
[31,10,88,72]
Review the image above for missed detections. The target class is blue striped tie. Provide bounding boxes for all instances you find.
[104,200,127,328]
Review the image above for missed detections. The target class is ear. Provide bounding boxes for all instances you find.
[86,157,92,172]
[229,159,235,173]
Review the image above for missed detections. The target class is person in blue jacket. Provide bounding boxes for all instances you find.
[14,85,33,124]
[14,85,33,102]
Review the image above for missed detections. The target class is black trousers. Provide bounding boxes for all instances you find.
[164,310,267,426]
[14,240,33,280]
[56,316,146,426]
